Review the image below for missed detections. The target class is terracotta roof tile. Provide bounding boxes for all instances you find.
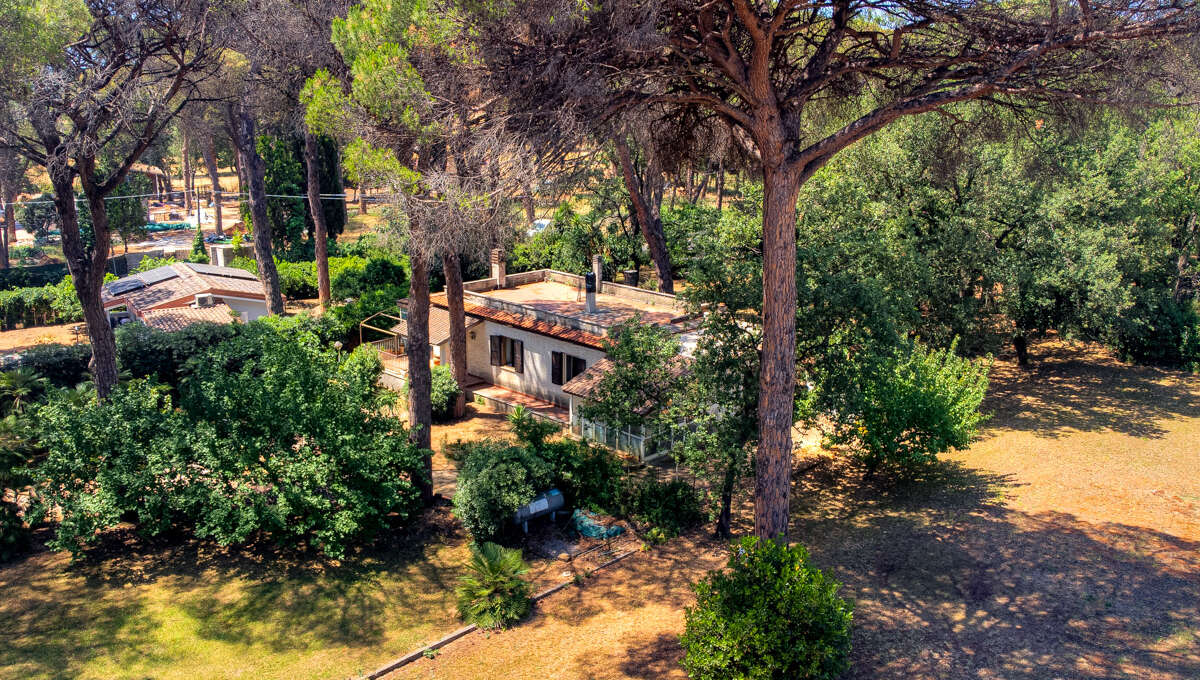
[429,293,608,350]
[391,304,482,345]
[103,263,264,313]
[140,304,238,332]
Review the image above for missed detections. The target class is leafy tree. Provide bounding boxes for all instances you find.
[681,537,853,680]
[807,339,991,473]
[472,0,1200,540]
[455,541,533,630]
[0,0,218,397]
[29,323,425,557]
[108,173,151,254]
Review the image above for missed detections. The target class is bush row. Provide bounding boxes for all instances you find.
[230,255,408,301]
[0,276,82,331]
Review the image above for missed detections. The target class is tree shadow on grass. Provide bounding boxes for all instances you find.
[982,340,1200,439]
[791,457,1200,680]
[0,506,468,677]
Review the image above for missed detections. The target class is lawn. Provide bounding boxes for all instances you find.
[397,339,1200,680]
[0,404,519,680]
[0,509,471,680]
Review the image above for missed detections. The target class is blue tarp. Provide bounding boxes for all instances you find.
[571,509,625,539]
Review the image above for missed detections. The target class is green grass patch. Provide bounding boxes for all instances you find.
[0,521,469,680]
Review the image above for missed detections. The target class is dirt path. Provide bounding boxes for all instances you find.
[393,535,726,680]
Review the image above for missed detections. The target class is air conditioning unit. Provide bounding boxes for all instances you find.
[195,293,216,308]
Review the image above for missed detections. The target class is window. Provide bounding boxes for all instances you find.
[489,335,523,373]
[551,351,587,386]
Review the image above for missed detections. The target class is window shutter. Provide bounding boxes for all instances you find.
[551,351,563,385]
[489,335,501,366]
[572,356,586,380]
[513,340,524,373]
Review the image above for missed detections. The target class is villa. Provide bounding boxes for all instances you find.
[369,249,697,459]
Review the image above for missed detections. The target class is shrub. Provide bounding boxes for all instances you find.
[507,404,559,450]
[29,326,424,558]
[134,255,177,273]
[455,542,532,629]
[1113,292,1200,371]
[814,339,991,473]
[620,477,703,538]
[189,226,210,263]
[681,537,853,680]
[0,502,29,563]
[11,343,92,388]
[430,364,462,422]
[116,322,244,390]
[453,441,553,542]
[539,438,624,513]
[276,260,318,299]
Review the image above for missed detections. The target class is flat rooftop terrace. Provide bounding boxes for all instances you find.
[481,280,679,328]
[456,269,691,338]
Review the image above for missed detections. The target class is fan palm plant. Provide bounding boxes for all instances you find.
[0,368,45,414]
[455,541,532,629]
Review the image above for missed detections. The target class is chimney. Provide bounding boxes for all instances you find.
[591,254,603,288]
[585,271,597,314]
[490,248,506,288]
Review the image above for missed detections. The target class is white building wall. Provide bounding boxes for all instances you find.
[220,296,270,323]
[467,320,606,406]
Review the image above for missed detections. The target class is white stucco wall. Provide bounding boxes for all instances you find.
[220,296,270,323]
[467,320,606,406]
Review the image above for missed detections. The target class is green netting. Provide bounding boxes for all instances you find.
[571,509,625,539]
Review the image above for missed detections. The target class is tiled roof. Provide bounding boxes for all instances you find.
[103,263,264,312]
[562,356,690,410]
[429,293,608,350]
[140,304,237,332]
[391,304,482,346]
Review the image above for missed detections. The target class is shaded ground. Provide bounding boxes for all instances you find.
[0,406,518,680]
[398,339,1200,680]
[0,508,471,680]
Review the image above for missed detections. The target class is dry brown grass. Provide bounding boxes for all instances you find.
[397,339,1200,680]
[0,323,87,353]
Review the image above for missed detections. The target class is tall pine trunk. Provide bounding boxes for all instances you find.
[51,171,119,397]
[231,105,284,314]
[613,137,673,294]
[182,131,193,214]
[0,196,12,269]
[754,164,801,540]
[304,132,331,306]
[442,251,468,418]
[408,252,434,502]
[202,137,223,237]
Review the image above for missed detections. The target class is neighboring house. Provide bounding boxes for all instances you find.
[384,249,696,459]
[101,262,268,332]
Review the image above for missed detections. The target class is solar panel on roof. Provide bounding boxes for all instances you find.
[184,262,258,280]
[137,266,179,285]
[106,279,145,295]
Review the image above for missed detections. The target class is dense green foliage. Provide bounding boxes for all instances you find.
[809,340,991,472]
[429,364,461,422]
[26,321,424,557]
[231,254,407,301]
[681,537,854,680]
[453,441,554,542]
[455,541,533,629]
[618,477,703,538]
[0,275,83,330]
[249,133,346,259]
